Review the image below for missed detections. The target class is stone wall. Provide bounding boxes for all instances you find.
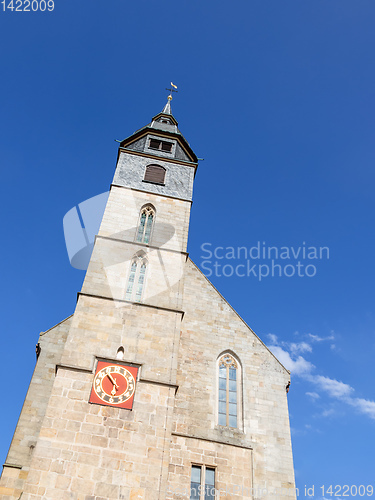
[113,151,195,201]
[0,317,72,499]
[172,259,296,497]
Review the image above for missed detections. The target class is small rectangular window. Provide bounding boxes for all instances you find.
[148,138,173,153]
[205,468,216,500]
[190,466,201,500]
[161,141,172,152]
[149,138,160,150]
[190,465,216,500]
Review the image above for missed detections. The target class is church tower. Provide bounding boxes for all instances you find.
[0,96,296,500]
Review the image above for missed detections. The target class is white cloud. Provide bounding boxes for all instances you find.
[349,398,375,420]
[290,342,313,355]
[313,375,354,399]
[321,408,335,417]
[268,345,315,376]
[308,332,335,342]
[267,333,278,345]
[306,392,320,400]
[310,376,375,420]
[267,334,313,359]
[267,332,375,422]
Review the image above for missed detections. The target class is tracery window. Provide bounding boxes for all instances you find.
[218,353,238,428]
[125,255,147,302]
[136,205,155,244]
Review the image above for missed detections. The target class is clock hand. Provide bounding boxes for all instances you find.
[107,373,119,388]
[107,372,119,396]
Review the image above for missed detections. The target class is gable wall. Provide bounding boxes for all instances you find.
[169,260,296,496]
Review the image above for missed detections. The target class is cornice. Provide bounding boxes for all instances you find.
[117,146,198,169]
[77,292,185,318]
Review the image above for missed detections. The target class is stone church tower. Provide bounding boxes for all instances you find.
[0,98,296,500]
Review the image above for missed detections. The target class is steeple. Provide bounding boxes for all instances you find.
[118,98,198,165]
[161,98,172,115]
[150,99,179,130]
[112,95,199,225]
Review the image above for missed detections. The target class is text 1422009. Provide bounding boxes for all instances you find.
[1,0,54,11]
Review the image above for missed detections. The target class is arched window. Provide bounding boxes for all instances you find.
[116,346,125,360]
[218,353,240,428]
[125,255,147,302]
[136,205,155,244]
[144,164,166,184]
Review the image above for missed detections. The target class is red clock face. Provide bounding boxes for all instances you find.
[89,361,138,409]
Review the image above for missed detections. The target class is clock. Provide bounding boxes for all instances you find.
[89,361,138,409]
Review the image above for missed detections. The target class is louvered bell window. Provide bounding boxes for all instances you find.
[144,164,166,185]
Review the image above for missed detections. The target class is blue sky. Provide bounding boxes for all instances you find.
[1,0,375,496]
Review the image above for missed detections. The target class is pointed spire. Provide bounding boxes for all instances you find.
[150,84,179,127]
[162,98,172,115]
[163,82,177,115]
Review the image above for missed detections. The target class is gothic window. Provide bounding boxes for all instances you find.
[218,353,239,428]
[144,164,166,184]
[190,465,216,500]
[125,256,147,302]
[136,205,155,244]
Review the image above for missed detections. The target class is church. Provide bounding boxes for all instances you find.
[0,94,296,499]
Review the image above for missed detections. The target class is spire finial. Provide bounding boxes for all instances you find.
[165,82,178,101]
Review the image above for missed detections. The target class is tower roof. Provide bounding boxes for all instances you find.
[119,99,198,164]
[150,97,178,127]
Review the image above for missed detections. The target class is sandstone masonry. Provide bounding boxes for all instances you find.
[0,100,296,500]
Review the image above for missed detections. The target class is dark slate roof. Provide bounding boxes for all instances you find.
[119,100,198,164]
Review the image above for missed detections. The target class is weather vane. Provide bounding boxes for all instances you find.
[166,82,178,101]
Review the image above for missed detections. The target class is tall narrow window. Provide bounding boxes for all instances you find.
[190,465,216,500]
[125,256,147,302]
[136,206,155,244]
[218,353,238,428]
